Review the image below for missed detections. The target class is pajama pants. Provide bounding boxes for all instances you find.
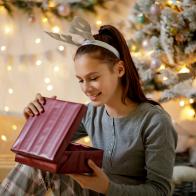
[0,163,101,196]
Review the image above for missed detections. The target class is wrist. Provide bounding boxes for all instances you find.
[103,180,110,195]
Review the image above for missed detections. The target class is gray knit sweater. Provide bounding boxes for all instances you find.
[71,102,178,196]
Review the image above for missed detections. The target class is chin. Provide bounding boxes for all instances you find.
[90,101,104,107]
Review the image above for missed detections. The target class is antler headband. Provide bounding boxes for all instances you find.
[45,16,120,58]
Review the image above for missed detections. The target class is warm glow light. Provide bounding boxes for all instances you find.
[1,135,7,142]
[179,100,185,107]
[36,60,42,66]
[4,25,13,34]
[84,137,90,143]
[1,45,6,51]
[44,77,50,84]
[179,67,190,73]
[159,64,165,70]
[52,26,60,33]
[145,50,154,57]
[180,106,195,120]
[35,38,41,44]
[189,98,194,104]
[142,40,149,48]
[42,17,48,23]
[163,77,168,81]
[8,88,13,94]
[7,65,12,71]
[0,6,7,15]
[47,84,53,91]
[96,20,102,26]
[49,1,56,8]
[12,125,17,130]
[131,45,137,52]
[54,66,59,72]
[167,0,173,5]
[4,106,9,112]
[58,45,64,51]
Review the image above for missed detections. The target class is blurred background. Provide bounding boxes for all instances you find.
[0,1,195,192]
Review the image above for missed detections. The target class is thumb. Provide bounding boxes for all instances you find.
[88,159,101,175]
[51,95,57,99]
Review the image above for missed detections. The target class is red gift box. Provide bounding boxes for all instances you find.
[11,98,104,173]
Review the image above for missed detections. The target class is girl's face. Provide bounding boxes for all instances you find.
[74,54,125,106]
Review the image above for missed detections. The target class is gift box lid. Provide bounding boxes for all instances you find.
[11,98,87,162]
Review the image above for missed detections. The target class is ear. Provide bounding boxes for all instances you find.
[114,60,125,77]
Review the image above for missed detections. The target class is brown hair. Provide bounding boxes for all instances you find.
[74,25,160,106]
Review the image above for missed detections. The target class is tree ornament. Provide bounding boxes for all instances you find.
[137,13,145,24]
[57,3,71,17]
[150,58,161,69]
[150,4,161,16]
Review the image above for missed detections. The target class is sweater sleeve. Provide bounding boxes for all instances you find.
[106,112,178,196]
[70,103,92,142]
[71,123,88,142]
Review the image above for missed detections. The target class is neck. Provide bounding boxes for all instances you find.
[105,98,138,118]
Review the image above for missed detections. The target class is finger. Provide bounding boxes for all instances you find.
[32,100,44,113]
[28,102,40,115]
[36,93,46,105]
[23,107,34,119]
[88,160,101,175]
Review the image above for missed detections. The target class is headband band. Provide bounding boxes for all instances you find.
[82,40,120,58]
[45,16,120,58]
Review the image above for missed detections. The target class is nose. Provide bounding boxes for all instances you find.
[81,81,93,94]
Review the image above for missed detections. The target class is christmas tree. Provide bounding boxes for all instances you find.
[121,0,196,116]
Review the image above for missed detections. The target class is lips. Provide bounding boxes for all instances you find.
[88,92,101,101]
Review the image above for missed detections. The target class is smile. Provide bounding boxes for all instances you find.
[88,92,102,101]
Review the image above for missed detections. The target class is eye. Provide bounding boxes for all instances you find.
[90,77,99,81]
[78,79,83,83]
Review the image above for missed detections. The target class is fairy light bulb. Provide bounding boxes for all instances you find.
[0,6,7,15]
[167,0,173,6]
[48,1,56,8]
[44,77,50,84]
[131,45,137,52]
[189,98,194,104]
[159,64,165,70]
[35,38,41,44]
[47,84,53,91]
[12,125,17,130]
[52,26,60,33]
[1,135,7,142]
[96,20,102,26]
[1,45,6,51]
[179,67,190,73]
[7,65,12,71]
[4,25,12,34]
[8,88,13,94]
[54,66,59,72]
[58,45,64,51]
[179,100,185,107]
[180,106,195,120]
[36,60,42,66]
[4,106,9,112]
[163,76,168,81]
[42,17,48,23]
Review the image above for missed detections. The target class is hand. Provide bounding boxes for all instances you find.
[23,93,57,119]
[68,159,110,194]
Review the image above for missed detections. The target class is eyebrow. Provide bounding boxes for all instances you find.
[76,72,99,79]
